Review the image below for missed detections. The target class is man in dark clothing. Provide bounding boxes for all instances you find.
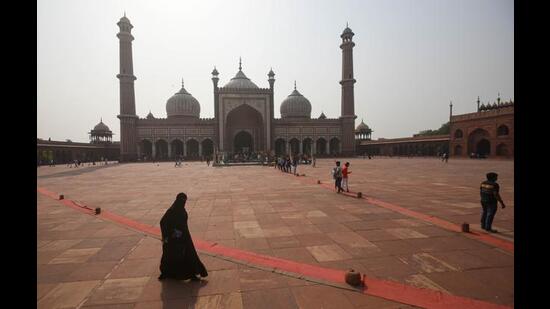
[480,172,506,233]
[159,193,208,281]
[333,161,344,193]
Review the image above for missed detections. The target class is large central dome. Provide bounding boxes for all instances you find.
[223,59,259,89]
[166,83,200,118]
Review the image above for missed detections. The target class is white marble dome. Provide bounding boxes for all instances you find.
[166,85,200,118]
[280,85,312,118]
[223,69,259,89]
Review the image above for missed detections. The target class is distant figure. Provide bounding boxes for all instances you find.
[342,162,351,192]
[312,156,316,168]
[206,156,211,166]
[479,172,506,233]
[444,153,449,163]
[332,161,343,193]
[292,156,298,175]
[159,193,208,281]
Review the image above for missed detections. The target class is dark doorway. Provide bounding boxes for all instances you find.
[234,131,253,153]
[477,139,491,156]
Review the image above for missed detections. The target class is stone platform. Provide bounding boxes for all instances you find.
[37,157,514,308]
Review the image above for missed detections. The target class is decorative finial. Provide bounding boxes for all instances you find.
[346,22,348,28]
[181,78,184,88]
[450,100,453,106]
[124,11,126,17]
[239,57,242,71]
[100,117,103,122]
[294,80,296,90]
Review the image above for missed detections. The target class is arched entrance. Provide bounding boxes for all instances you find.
[316,138,327,155]
[140,140,152,160]
[171,139,184,158]
[186,139,199,158]
[330,138,340,155]
[275,138,286,156]
[468,128,491,156]
[155,139,168,160]
[234,131,253,153]
[454,145,463,156]
[496,143,508,156]
[477,139,491,156]
[289,138,300,155]
[303,138,312,156]
[201,139,214,157]
[225,104,264,153]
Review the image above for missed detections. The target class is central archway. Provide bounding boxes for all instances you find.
[234,131,254,153]
[468,128,491,156]
[477,139,491,156]
[225,104,264,153]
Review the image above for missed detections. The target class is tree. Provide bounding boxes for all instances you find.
[416,122,450,136]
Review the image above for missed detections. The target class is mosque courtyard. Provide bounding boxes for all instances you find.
[37,157,514,308]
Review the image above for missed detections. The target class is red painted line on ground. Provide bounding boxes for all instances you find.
[38,187,512,309]
[283,172,514,254]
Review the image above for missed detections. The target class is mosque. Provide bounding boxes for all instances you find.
[116,15,358,162]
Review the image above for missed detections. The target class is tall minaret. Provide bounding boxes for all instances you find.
[339,23,357,155]
[116,14,138,162]
[212,66,220,150]
[268,68,275,151]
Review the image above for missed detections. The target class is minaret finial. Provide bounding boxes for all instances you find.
[294,80,296,90]
[124,11,126,17]
[100,117,103,122]
[346,21,348,27]
[239,57,242,71]
[181,78,184,88]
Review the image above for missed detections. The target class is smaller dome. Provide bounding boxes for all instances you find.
[93,119,111,132]
[280,83,312,118]
[341,24,354,37]
[146,111,155,119]
[319,112,327,119]
[166,82,201,118]
[356,119,370,131]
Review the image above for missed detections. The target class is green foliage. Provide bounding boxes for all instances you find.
[416,122,450,136]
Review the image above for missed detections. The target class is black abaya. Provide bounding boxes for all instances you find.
[159,197,208,280]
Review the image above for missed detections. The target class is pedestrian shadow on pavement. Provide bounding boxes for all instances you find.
[160,278,208,307]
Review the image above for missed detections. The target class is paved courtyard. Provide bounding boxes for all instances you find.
[37,157,514,308]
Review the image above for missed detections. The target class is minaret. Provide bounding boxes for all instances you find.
[268,68,275,150]
[477,96,480,111]
[116,14,138,162]
[212,66,220,150]
[339,23,357,155]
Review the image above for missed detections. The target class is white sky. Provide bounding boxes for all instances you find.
[37,0,513,142]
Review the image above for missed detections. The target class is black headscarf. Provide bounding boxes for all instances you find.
[160,192,189,243]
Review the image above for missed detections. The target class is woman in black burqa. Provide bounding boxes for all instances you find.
[158,192,208,281]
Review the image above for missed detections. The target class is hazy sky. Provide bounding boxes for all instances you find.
[37,0,513,142]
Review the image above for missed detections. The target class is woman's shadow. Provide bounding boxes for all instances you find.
[160,277,209,308]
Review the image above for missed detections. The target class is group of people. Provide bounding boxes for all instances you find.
[155,157,508,283]
[331,161,352,193]
[275,156,299,174]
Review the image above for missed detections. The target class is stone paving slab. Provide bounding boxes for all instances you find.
[37,158,514,307]
[37,193,416,309]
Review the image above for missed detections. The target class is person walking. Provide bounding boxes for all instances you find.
[158,192,208,281]
[342,162,351,192]
[292,156,298,175]
[479,172,506,233]
[312,156,316,168]
[332,161,344,193]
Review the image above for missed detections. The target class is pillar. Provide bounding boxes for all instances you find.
[152,141,156,159]
[167,142,172,159]
[199,142,203,157]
